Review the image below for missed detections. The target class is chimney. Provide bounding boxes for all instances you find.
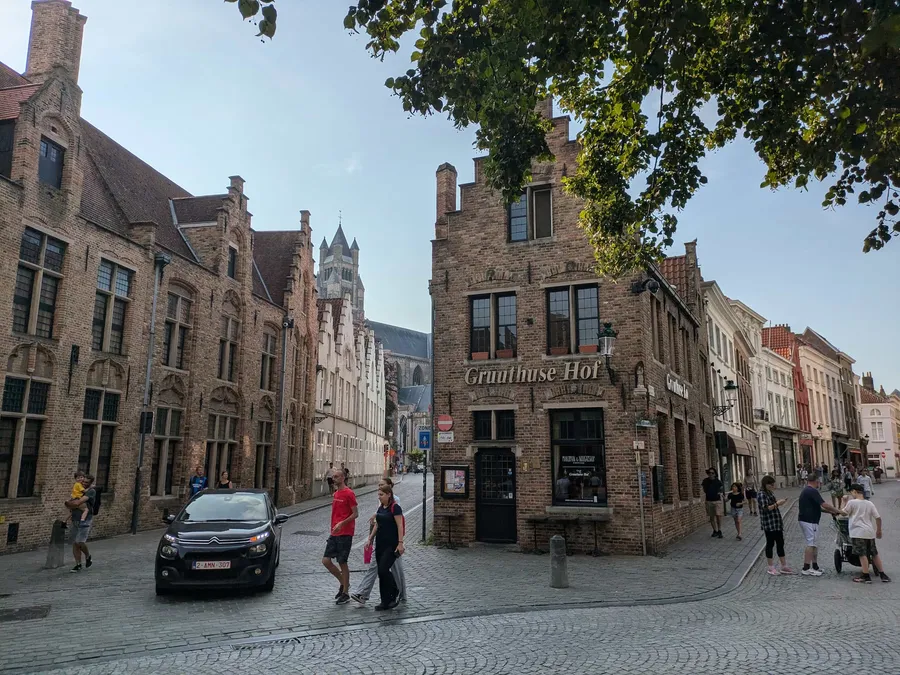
[436,162,458,220]
[535,96,553,119]
[229,175,245,193]
[25,1,87,84]
[862,372,874,391]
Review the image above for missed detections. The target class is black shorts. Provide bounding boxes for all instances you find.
[323,535,353,564]
[326,477,334,486]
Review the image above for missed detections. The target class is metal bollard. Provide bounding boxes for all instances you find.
[549,535,569,588]
[45,520,67,569]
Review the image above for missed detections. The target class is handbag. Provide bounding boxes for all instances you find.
[363,542,373,565]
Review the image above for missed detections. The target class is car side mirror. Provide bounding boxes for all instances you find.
[274,513,289,525]
[163,514,176,524]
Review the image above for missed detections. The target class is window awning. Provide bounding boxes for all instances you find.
[715,431,754,457]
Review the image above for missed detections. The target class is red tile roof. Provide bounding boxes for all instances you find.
[0,84,40,121]
[0,63,29,88]
[658,255,688,294]
[860,387,889,405]
[254,230,301,307]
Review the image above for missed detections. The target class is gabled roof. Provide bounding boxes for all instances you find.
[860,387,890,405]
[658,255,688,294]
[398,384,431,413]
[0,84,40,121]
[797,328,840,360]
[762,325,795,362]
[367,320,431,359]
[172,195,226,224]
[254,230,300,307]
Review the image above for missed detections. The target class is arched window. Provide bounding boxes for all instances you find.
[871,408,882,417]
[412,365,424,386]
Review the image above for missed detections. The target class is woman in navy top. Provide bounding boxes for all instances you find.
[366,485,405,610]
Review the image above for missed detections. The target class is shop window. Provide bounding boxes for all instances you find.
[551,409,606,506]
[546,285,600,355]
[13,227,66,338]
[469,293,517,359]
[38,137,64,188]
[508,186,552,242]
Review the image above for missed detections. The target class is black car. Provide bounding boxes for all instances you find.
[155,489,288,596]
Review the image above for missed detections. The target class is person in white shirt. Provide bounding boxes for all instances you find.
[857,470,874,500]
[840,484,890,584]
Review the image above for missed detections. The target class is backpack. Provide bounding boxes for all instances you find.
[90,488,102,516]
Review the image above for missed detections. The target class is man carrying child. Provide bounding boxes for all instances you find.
[67,474,97,572]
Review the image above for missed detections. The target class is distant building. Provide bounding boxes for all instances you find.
[858,373,898,477]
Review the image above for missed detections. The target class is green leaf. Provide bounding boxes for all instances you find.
[257,18,276,38]
[261,4,276,22]
[238,0,259,19]
[343,14,356,30]
[385,77,395,88]
[411,51,421,61]
[839,107,851,119]
[855,123,867,134]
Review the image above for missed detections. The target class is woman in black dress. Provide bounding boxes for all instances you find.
[365,485,405,610]
[217,471,233,489]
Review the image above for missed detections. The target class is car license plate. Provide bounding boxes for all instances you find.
[192,561,231,570]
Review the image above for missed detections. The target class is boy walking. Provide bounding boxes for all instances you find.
[322,469,358,604]
[841,483,891,584]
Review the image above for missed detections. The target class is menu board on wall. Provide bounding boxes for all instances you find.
[441,466,469,499]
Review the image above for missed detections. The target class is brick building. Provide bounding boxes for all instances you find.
[430,100,714,555]
[0,1,319,552]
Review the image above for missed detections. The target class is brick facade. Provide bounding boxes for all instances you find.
[431,104,714,555]
[0,1,319,552]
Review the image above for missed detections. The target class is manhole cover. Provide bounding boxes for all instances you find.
[0,605,51,622]
[292,531,324,537]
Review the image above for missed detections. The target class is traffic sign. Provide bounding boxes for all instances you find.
[437,415,454,432]
[418,430,431,450]
[438,431,454,443]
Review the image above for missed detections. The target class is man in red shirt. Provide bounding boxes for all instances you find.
[322,469,358,604]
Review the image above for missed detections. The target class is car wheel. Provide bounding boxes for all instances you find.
[834,549,843,574]
[262,568,276,593]
[155,585,171,596]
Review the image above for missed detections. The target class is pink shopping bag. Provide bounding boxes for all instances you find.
[363,543,373,565]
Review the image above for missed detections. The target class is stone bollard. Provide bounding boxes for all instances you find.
[549,535,569,588]
[45,520,67,569]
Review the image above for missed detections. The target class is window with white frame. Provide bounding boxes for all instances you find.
[13,227,66,338]
[92,260,133,355]
[872,421,885,442]
[871,408,882,417]
[0,374,49,498]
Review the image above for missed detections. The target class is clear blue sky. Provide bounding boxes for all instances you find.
[2,1,897,392]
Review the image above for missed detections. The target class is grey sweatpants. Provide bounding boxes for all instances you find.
[353,553,406,602]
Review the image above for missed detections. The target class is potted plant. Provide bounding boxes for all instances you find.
[578,344,598,354]
[471,352,489,361]
[496,349,514,359]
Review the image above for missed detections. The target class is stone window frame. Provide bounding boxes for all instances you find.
[544,283,601,356]
[227,244,238,279]
[150,406,183,497]
[38,136,65,189]
[471,409,516,442]
[508,184,553,242]
[255,419,274,489]
[79,386,121,490]
[92,259,134,356]
[162,285,193,371]
[13,227,67,339]
[260,330,278,392]
[0,373,51,499]
[206,413,237,481]
[468,292,517,360]
[218,316,240,382]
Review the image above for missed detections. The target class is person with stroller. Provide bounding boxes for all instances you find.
[798,474,843,576]
[840,483,891,584]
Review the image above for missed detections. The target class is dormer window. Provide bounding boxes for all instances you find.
[39,137,64,189]
[227,246,237,279]
[509,186,552,242]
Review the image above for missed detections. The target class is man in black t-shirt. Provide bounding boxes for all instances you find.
[701,468,724,538]
[797,474,842,576]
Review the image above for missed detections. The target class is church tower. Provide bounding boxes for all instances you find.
[316,224,365,321]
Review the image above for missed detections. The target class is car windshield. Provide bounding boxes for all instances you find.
[178,493,269,523]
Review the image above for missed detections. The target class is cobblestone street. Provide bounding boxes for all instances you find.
[3,477,900,674]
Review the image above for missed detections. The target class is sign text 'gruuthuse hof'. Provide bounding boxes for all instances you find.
[465,360,605,386]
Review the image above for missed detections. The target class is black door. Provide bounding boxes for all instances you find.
[476,448,517,543]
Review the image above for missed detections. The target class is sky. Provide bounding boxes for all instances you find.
[1,1,897,391]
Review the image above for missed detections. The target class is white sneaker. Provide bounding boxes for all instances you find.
[801,568,815,576]
[810,568,824,576]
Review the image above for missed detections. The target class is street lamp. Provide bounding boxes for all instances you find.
[314,399,332,425]
[131,252,171,535]
[713,380,738,418]
[598,323,618,382]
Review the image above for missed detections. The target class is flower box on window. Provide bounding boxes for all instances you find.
[496,349,514,359]
[549,347,569,356]
[578,344,598,354]
[471,352,489,361]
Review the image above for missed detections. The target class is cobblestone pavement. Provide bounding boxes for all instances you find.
[4,477,895,674]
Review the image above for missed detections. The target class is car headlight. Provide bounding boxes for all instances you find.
[248,543,268,557]
[163,534,176,543]
[160,545,177,560]
[249,531,270,543]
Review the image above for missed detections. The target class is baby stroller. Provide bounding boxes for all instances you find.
[832,516,870,573]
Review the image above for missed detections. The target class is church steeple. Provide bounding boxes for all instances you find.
[317,221,365,321]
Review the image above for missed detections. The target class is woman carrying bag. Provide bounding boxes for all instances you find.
[365,484,405,610]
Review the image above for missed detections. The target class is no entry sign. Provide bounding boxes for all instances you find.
[437,415,454,432]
